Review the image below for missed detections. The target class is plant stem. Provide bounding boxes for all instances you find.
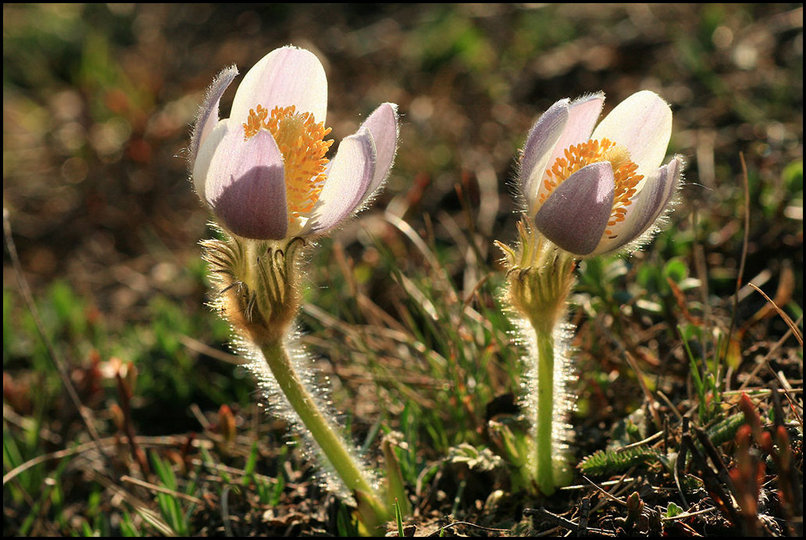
[260,339,390,531]
[498,221,578,496]
[533,322,556,495]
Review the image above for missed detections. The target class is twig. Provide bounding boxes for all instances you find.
[559,477,636,491]
[3,434,215,485]
[746,283,802,345]
[3,404,61,444]
[180,335,246,365]
[661,506,718,522]
[738,314,804,422]
[88,469,177,536]
[462,272,491,308]
[3,439,98,485]
[438,520,510,535]
[656,391,685,424]
[620,430,664,450]
[383,211,443,274]
[625,351,663,428]
[723,152,751,365]
[582,475,627,507]
[189,403,213,431]
[120,475,204,505]
[523,507,579,530]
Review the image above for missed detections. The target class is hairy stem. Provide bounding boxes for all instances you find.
[534,323,556,495]
[204,233,391,531]
[498,219,577,496]
[260,339,390,531]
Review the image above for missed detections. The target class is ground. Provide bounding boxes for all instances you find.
[3,3,803,537]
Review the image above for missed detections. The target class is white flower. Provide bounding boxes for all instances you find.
[520,90,683,256]
[190,46,399,240]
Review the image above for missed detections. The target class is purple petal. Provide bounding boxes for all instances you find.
[205,128,288,240]
[190,65,239,166]
[230,46,328,126]
[592,156,683,255]
[520,98,569,213]
[522,93,605,215]
[308,128,376,234]
[534,161,615,256]
[356,102,399,207]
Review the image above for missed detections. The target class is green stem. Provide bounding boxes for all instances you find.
[533,323,556,495]
[498,222,577,496]
[261,340,390,532]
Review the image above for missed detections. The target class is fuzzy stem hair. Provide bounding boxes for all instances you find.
[202,228,390,532]
[497,218,577,495]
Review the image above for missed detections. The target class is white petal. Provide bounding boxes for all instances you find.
[230,46,328,125]
[591,90,672,176]
[308,128,376,234]
[190,65,238,166]
[356,102,399,208]
[591,156,683,255]
[193,118,230,202]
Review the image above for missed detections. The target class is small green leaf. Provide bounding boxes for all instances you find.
[666,501,684,518]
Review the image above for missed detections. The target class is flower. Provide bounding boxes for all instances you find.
[190,46,399,241]
[519,90,683,256]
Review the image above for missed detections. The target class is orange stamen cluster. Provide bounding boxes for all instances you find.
[243,104,333,218]
[540,138,643,238]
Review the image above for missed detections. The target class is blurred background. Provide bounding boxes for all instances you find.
[3,3,803,536]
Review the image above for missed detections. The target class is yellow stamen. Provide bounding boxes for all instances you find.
[540,138,642,237]
[243,104,333,219]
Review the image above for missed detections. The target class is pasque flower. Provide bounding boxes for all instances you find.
[189,46,402,533]
[519,90,683,256]
[497,89,684,497]
[190,46,399,241]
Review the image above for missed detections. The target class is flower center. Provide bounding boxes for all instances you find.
[243,104,333,218]
[541,138,643,238]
